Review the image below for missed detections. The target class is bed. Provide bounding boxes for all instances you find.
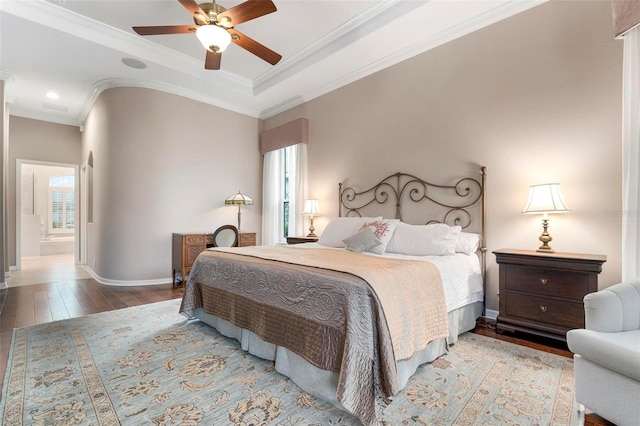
[179,168,487,425]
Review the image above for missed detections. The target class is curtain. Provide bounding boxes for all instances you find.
[621,27,640,281]
[261,150,283,246]
[288,143,308,238]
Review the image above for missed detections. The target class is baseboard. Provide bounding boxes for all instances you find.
[0,281,7,290]
[84,266,173,287]
[484,308,498,321]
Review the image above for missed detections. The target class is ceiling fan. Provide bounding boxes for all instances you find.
[132,0,282,70]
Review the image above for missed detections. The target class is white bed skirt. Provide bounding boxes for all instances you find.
[192,301,483,412]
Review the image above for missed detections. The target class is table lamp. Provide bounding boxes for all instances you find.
[522,183,570,252]
[302,199,320,237]
[225,191,253,232]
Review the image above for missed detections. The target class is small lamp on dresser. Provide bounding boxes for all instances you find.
[302,199,320,238]
[522,183,570,252]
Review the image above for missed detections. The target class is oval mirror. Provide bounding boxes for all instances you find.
[213,225,238,247]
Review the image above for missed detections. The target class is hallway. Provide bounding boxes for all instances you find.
[7,253,91,287]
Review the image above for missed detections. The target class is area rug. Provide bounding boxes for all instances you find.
[1,299,579,425]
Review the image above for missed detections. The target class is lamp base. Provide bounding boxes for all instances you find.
[537,218,553,253]
[307,216,316,239]
[536,248,555,253]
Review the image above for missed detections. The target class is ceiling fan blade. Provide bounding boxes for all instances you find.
[218,0,277,26]
[178,0,210,24]
[229,28,281,65]
[133,25,197,36]
[205,50,222,70]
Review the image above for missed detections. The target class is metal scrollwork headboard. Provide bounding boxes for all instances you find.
[338,166,487,301]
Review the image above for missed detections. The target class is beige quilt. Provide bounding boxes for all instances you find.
[179,245,449,425]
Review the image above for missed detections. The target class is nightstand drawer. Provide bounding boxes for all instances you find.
[504,292,585,329]
[504,266,590,299]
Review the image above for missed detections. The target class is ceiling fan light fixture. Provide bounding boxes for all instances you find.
[218,16,232,28]
[196,25,231,52]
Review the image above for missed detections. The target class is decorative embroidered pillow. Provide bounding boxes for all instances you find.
[342,227,382,253]
[358,219,399,254]
[317,216,383,248]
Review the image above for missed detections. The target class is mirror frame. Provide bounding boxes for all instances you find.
[212,224,239,247]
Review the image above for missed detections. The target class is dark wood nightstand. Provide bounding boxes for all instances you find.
[493,249,606,342]
[286,236,318,245]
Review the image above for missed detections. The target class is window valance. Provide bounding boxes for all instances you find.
[260,118,308,154]
[613,0,640,38]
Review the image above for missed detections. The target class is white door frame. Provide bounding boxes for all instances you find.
[80,163,87,266]
[15,159,80,270]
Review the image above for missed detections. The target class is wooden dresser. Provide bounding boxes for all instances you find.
[493,249,606,341]
[172,232,256,286]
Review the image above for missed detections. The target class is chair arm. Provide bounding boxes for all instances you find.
[584,281,640,333]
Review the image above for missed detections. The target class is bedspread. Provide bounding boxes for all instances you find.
[179,246,449,425]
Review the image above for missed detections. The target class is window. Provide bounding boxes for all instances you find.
[49,174,75,233]
[262,143,308,246]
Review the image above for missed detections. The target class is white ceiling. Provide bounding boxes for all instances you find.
[0,0,545,127]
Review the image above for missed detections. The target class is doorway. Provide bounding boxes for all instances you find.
[16,160,80,271]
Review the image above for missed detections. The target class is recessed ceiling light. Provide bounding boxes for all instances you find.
[45,91,59,100]
[122,57,147,69]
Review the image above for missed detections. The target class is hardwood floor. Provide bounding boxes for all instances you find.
[472,318,572,358]
[0,277,184,395]
[0,257,611,424]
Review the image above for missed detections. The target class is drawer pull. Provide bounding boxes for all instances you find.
[539,278,548,285]
[539,305,548,312]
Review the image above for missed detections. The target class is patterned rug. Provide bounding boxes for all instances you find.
[1,299,579,425]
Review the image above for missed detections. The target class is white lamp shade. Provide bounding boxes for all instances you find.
[302,199,320,215]
[196,25,232,52]
[522,183,570,214]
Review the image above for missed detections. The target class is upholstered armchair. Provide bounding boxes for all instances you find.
[566,280,640,426]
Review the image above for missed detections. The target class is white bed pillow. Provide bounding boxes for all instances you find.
[318,216,382,248]
[455,232,482,255]
[358,218,399,254]
[342,227,382,253]
[386,222,461,256]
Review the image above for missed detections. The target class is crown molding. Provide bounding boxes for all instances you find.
[3,0,252,94]
[3,0,548,125]
[253,0,414,95]
[79,78,263,124]
[260,0,547,119]
[8,106,81,127]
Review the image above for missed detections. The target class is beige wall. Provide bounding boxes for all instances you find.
[82,87,261,282]
[264,0,623,311]
[7,116,82,267]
